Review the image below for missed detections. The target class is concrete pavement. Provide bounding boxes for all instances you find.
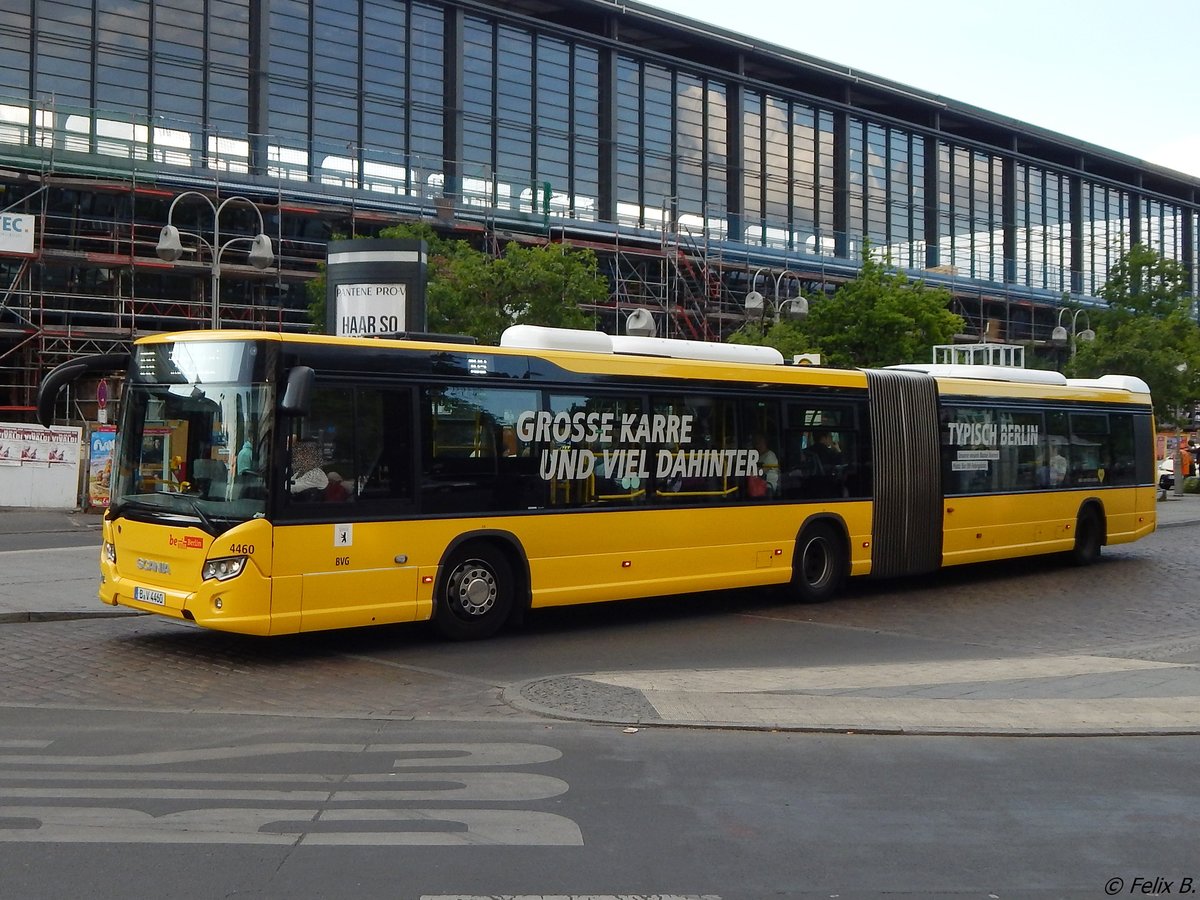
[2,496,1200,735]
[0,507,129,622]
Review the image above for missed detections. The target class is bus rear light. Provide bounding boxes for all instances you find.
[202,556,247,582]
[104,542,116,564]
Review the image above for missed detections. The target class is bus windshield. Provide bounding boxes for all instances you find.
[110,340,274,533]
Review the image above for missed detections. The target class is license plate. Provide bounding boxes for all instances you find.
[133,587,166,606]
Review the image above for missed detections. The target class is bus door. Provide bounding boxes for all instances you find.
[274,383,422,633]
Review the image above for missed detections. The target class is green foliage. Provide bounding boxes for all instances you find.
[1098,243,1191,318]
[1070,243,1200,425]
[306,223,605,343]
[730,244,963,368]
[431,240,602,345]
[728,319,818,361]
[305,231,353,330]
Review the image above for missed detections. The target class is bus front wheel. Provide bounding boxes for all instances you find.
[791,521,845,603]
[434,544,514,640]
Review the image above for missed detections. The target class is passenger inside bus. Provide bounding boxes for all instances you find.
[748,431,779,498]
[324,471,349,502]
[810,430,843,469]
[289,438,329,499]
[1049,445,1068,485]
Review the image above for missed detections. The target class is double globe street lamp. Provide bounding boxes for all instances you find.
[1051,307,1095,359]
[155,192,274,329]
[745,268,809,323]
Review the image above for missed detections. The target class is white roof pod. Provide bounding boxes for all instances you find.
[888,363,1068,385]
[500,324,786,365]
[891,364,1152,396]
[1067,374,1152,395]
[500,324,613,354]
[610,335,785,365]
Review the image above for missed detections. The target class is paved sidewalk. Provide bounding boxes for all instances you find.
[0,506,130,623]
[2,497,1199,736]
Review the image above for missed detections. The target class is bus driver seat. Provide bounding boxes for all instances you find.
[191,457,227,500]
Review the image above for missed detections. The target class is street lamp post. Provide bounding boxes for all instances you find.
[773,269,808,322]
[745,268,809,324]
[1175,362,1189,498]
[155,192,274,329]
[1050,307,1095,360]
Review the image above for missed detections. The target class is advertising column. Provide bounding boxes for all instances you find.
[324,239,428,337]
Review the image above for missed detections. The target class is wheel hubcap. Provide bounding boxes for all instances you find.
[451,562,496,617]
[802,538,830,586]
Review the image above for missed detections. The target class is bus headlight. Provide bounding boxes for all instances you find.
[202,556,247,582]
[104,542,116,564]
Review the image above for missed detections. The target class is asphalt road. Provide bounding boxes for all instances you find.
[0,709,1197,899]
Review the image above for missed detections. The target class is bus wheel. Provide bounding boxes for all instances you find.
[434,544,513,641]
[791,522,845,603]
[1069,507,1104,566]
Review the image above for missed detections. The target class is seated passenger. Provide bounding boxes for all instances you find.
[324,471,350,502]
[289,439,328,499]
[811,430,843,469]
[749,432,780,498]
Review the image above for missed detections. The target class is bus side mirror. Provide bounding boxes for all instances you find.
[36,353,130,427]
[280,366,314,416]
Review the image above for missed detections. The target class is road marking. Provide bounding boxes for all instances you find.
[0,742,562,767]
[0,806,583,845]
[0,772,569,801]
[0,546,100,556]
[0,742,581,845]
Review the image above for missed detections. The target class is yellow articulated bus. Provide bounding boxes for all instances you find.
[38,325,1156,639]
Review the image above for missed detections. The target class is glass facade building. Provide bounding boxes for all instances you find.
[0,0,1197,413]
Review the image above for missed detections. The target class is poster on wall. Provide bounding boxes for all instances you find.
[0,423,84,509]
[0,424,80,467]
[88,426,118,508]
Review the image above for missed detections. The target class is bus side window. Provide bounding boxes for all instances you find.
[287,385,353,504]
[357,387,413,502]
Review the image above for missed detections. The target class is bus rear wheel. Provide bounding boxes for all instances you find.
[435,544,513,640]
[1068,506,1104,566]
[791,521,845,603]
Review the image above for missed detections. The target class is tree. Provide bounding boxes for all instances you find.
[730,246,963,368]
[728,318,816,360]
[431,239,603,345]
[307,223,607,343]
[1070,243,1200,425]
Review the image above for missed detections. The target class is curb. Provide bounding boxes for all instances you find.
[501,677,1200,738]
[0,611,144,624]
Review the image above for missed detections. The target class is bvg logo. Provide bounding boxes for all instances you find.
[168,535,204,549]
[136,558,171,574]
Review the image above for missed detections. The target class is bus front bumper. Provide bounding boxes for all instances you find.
[100,558,274,636]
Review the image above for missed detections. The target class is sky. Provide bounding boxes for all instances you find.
[641,0,1200,178]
